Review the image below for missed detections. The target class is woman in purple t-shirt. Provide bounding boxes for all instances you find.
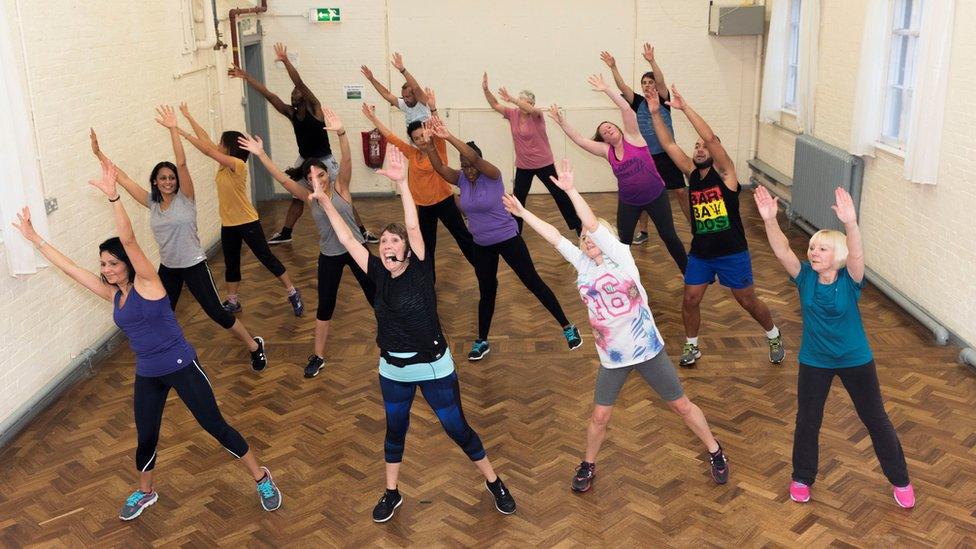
[481,72,581,235]
[421,117,582,362]
[549,74,687,274]
[11,162,281,520]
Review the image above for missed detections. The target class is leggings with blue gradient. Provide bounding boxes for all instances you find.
[379,371,486,463]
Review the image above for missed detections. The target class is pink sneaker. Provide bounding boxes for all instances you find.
[789,481,811,503]
[893,484,915,509]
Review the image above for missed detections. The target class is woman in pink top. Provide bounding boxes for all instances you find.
[482,73,581,236]
[549,74,686,274]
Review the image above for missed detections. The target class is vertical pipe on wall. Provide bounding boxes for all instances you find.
[749,2,765,162]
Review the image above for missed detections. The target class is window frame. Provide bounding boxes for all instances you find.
[782,0,802,112]
[879,0,924,148]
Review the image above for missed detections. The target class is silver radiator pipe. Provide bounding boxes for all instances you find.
[757,181,951,347]
[960,348,976,371]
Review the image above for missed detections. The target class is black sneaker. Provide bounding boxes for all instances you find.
[571,461,595,492]
[250,337,267,372]
[485,478,516,515]
[564,324,583,351]
[709,445,730,485]
[222,299,242,314]
[303,355,324,378]
[288,289,305,317]
[267,231,292,245]
[467,339,490,361]
[362,229,380,244]
[372,489,403,523]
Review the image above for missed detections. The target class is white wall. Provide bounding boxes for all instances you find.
[755,0,976,346]
[0,0,759,427]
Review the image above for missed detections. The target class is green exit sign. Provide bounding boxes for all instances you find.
[310,8,340,22]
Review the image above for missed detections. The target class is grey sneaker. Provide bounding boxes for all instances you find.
[288,289,305,317]
[119,489,158,521]
[679,342,701,368]
[222,299,242,314]
[256,467,282,511]
[768,335,786,364]
[267,231,292,245]
[631,231,649,245]
[362,229,380,244]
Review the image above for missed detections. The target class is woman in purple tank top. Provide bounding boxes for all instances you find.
[549,74,687,274]
[11,162,281,521]
[420,117,583,362]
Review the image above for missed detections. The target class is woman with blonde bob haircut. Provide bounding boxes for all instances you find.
[755,185,914,509]
[505,159,730,494]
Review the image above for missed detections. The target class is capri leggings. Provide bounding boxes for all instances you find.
[593,350,685,406]
[316,252,376,321]
[134,360,248,471]
[220,220,287,283]
[158,260,236,329]
[379,371,486,463]
[616,191,688,273]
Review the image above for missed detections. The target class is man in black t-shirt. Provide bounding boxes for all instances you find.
[649,87,785,368]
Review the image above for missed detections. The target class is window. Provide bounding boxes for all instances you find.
[783,0,802,111]
[881,0,923,147]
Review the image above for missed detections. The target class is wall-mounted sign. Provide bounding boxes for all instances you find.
[344,85,364,100]
[310,8,340,22]
[239,16,258,36]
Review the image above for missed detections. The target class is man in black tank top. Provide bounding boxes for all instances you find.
[228,43,377,246]
[648,87,785,368]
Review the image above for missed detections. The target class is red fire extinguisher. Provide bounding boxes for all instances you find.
[362,129,387,169]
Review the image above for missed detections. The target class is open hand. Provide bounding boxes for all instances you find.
[154,105,177,129]
[391,52,405,72]
[273,42,288,62]
[497,87,515,103]
[360,65,374,80]
[376,146,407,185]
[548,158,576,191]
[599,51,616,69]
[666,84,686,110]
[645,90,660,113]
[89,160,119,198]
[642,42,655,64]
[753,186,780,221]
[587,74,609,92]
[11,206,41,245]
[89,128,101,157]
[179,102,192,118]
[227,65,246,79]
[425,87,437,111]
[322,108,344,133]
[236,134,265,156]
[831,187,857,225]
[308,170,328,204]
[361,102,377,120]
[427,116,450,139]
[501,193,526,217]
[547,104,565,125]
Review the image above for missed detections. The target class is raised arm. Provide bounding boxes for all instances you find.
[391,52,429,106]
[237,134,309,200]
[89,128,149,207]
[420,123,460,185]
[275,43,323,119]
[647,92,694,175]
[670,85,737,189]
[588,74,641,140]
[178,103,239,171]
[642,43,669,99]
[547,104,610,157]
[322,108,352,199]
[831,187,864,283]
[502,194,561,247]
[12,206,113,301]
[154,105,195,200]
[497,87,543,115]
[309,163,369,272]
[754,186,801,278]
[600,51,636,104]
[89,162,164,296]
[381,147,425,260]
[482,73,506,115]
[228,64,291,117]
[361,65,399,107]
[430,116,501,180]
[550,159,599,234]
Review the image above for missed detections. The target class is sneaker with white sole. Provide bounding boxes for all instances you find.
[485,478,516,514]
[267,232,292,245]
[255,466,282,511]
[468,339,490,361]
[362,229,380,244]
[372,489,403,523]
[679,342,702,368]
[119,489,158,521]
[893,483,915,509]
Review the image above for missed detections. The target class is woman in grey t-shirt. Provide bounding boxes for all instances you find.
[239,109,375,379]
[90,105,268,372]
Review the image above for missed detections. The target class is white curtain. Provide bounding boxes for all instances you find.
[759,0,790,123]
[903,0,955,185]
[850,0,895,156]
[795,0,820,134]
[0,0,49,276]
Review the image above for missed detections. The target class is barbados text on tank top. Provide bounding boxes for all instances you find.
[290,107,332,159]
[687,166,747,259]
[606,138,666,206]
[113,288,196,377]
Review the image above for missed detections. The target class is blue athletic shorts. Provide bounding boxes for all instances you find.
[684,250,754,289]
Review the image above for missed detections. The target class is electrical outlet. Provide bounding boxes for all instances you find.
[44,197,58,214]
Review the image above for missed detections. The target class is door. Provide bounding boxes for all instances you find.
[241,38,275,202]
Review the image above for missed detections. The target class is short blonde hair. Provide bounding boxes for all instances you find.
[519,90,536,105]
[809,229,849,268]
[579,218,618,250]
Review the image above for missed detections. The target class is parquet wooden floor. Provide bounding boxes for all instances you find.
[1,192,974,548]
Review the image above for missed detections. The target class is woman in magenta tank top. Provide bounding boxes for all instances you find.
[549,74,687,273]
[11,161,281,521]
[420,117,583,362]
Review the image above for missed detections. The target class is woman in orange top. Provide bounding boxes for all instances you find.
[177,105,304,317]
[361,99,474,281]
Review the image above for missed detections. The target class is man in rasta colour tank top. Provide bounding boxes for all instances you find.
[648,86,785,368]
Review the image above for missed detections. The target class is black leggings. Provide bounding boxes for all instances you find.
[616,192,687,273]
[221,220,287,283]
[159,260,236,329]
[473,234,569,340]
[793,361,910,487]
[316,252,376,321]
[134,361,248,472]
[513,165,582,234]
[417,196,475,281]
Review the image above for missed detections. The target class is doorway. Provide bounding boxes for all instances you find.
[240,32,275,202]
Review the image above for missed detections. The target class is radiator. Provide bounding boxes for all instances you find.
[790,134,864,231]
